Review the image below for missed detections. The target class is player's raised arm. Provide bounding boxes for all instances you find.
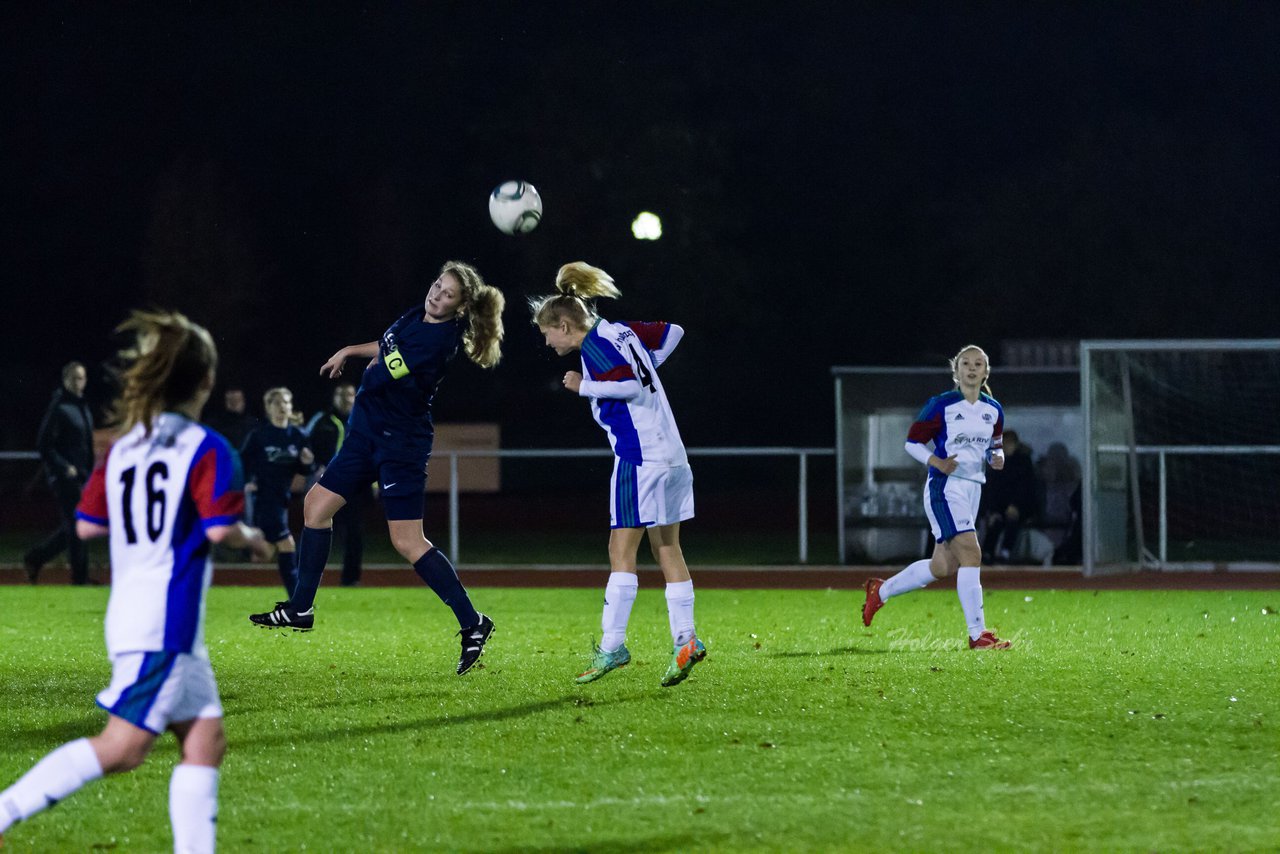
[320,341,379,378]
[624,321,684,367]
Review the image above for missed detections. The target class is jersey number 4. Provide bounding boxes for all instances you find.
[119,462,169,544]
[628,345,656,394]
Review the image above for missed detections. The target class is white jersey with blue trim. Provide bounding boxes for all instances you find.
[76,413,245,656]
[578,318,687,467]
[905,390,1005,483]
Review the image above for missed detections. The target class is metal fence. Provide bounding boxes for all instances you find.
[2,447,835,565]
[1093,443,1280,570]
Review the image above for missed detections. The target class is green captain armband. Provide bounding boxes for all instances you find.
[383,347,410,379]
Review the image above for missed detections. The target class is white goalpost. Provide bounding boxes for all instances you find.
[1081,339,1280,575]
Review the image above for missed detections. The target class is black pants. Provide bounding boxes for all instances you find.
[335,489,366,586]
[25,478,89,583]
[982,515,1024,560]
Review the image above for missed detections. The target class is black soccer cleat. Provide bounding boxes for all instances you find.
[456,614,494,675]
[249,602,315,632]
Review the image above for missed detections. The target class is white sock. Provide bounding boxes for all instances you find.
[600,572,639,653]
[0,738,103,832]
[664,580,696,645]
[956,566,985,640]
[879,559,936,601]
[170,764,219,854]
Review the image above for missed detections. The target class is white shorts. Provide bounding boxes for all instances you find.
[97,651,222,734]
[923,475,981,542]
[610,460,695,529]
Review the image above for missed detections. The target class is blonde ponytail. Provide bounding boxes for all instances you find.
[529,261,621,330]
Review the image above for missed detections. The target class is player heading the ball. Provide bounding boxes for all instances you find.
[249,261,504,676]
[531,261,706,687]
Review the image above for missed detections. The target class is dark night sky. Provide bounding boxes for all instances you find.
[4,4,1278,450]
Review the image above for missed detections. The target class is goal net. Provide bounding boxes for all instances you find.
[1082,340,1280,574]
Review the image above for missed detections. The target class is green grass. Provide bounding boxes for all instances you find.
[2,587,1278,852]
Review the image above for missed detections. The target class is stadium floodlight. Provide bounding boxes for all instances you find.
[631,211,662,240]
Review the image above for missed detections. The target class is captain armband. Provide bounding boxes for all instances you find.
[383,347,410,379]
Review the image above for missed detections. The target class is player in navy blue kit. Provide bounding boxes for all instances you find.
[861,345,1013,650]
[240,387,314,595]
[250,261,505,675]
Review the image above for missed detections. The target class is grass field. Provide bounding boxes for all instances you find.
[2,586,1278,852]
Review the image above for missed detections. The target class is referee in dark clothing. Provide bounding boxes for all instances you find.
[24,361,95,584]
[305,383,365,585]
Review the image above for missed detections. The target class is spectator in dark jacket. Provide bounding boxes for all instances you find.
[980,430,1038,563]
[305,383,366,585]
[24,362,96,584]
[202,386,260,564]
[204,386,260,451]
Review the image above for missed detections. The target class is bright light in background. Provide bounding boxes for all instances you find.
[631,211,662,240]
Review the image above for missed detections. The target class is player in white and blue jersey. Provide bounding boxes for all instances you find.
[861,345,1014,650]
[532,261,705,687]
[0,310,271,853]
[249,261,505,676]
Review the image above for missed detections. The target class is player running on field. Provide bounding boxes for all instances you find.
[240,386,314,595]
[532,261,705,687]
[0,310,272,853]
[861,344,1013,650]
[249,261,504,676]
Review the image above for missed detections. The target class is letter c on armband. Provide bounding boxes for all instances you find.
[383,348,410,379]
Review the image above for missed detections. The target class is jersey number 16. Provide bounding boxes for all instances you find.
[119,462,169,544]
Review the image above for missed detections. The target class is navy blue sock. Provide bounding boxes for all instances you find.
[413,548,480,628]
[276,550,298,597]
[289,526,332,611]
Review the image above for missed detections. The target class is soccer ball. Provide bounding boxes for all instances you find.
[488,180,543,235]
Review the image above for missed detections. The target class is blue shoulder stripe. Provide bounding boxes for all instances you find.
[581,329,627,377]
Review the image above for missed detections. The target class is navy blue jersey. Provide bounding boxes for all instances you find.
[347,308,461,454]
[240,423,313,504]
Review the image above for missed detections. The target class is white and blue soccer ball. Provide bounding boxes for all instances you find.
[488,180,543,235]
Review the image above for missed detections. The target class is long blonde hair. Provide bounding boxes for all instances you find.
[528,261,622,330]
[949,344,993,397]
[114,310,218,436]
[441,260,505,369]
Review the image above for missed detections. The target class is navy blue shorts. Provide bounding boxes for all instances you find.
[319,429,429,521]
[252,499,292,543]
